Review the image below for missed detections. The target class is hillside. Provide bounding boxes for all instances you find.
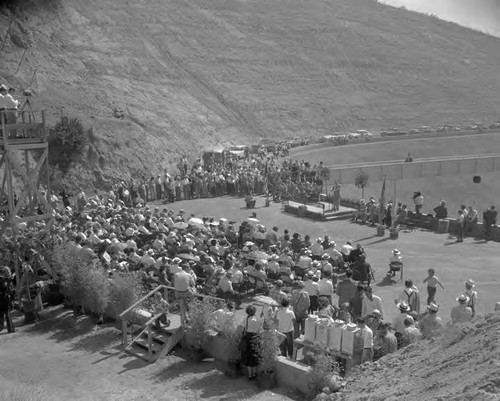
[335,313,500,400]
[1,0,500,187]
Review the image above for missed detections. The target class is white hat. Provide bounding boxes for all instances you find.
[427,303,439,313]
[397,301,410,312]
[457,294,470,304]
[172,257,182,264]
[392,249,401,255]
[465,279,475,288]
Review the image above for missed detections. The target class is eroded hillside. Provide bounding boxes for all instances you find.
[336,313,500,401]
[1,0,500,187]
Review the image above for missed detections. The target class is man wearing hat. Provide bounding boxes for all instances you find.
[451,295,473,324]
[419,303,443,339]
[392,301,411,348]
[318,271,335,303]
[320,253,333,275]
[0,266,15,333]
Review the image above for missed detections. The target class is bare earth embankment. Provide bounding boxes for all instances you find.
[1,0,499,186]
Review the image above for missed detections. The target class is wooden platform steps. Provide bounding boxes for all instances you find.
[124,314,185,363]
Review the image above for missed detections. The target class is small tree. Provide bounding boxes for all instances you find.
[354,170,369,199]
[48,116,92,172]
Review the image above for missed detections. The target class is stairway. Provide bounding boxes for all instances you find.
[124,319,185,363]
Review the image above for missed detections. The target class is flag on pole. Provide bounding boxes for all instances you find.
[379,177,386,224]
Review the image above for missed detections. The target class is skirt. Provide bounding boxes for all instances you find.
[242,332,260,368]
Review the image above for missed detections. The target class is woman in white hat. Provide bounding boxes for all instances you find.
[464,279,478,317]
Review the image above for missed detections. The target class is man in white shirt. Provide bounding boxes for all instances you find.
[357,317,374,363]
[174,265,196,326]
[274,298,296,358]
[318,271,335,303]
[362,286,384,319]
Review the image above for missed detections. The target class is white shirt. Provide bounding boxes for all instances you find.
[304,279,319,296]
[360,326,373,349]
[174,270,195,292]
[275,307,295,333]
[392,312,409,334]
[318,278,334,297]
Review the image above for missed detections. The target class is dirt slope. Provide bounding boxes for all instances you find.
[1,0,500,187]
[337,313,500,401]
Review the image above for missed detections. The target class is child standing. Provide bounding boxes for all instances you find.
[153,291,170,330]
[423,268,445,305]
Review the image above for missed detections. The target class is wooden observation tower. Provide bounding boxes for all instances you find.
[0,107,53,238]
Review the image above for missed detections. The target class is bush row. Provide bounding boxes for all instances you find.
[51,243,142,319]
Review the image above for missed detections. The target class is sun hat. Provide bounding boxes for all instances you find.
[427,303,439,313]
[369,309,382,319]
[457,294,470,304]
[172,257,182,264]
[392,249,401,255]
[307,270,315,277]
[321,253,330,260]
[397,301,410,312]
[465,279,475,288]
[316,237,322,243]
[311,261,320,267]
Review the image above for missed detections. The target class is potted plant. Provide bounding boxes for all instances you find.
[255,318,280,389]
[188,297,217,361]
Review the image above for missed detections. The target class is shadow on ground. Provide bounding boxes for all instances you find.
[22,305,120,350]
[184,370,303,400]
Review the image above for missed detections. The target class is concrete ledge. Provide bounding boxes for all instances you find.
[275,355,310,396]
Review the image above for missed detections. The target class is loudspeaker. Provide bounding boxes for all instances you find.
[473,176,481,184]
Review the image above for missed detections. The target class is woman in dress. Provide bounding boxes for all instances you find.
[241,305,262,381]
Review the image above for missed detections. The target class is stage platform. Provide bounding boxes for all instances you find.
[284,200,355,221]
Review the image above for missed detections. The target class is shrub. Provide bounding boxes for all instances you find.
[107,273,143,320]
[48,115,92,172]
[308,353,340,397]
[189,297,218,349]
[254,318,280,373]
[82,265,110,315]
